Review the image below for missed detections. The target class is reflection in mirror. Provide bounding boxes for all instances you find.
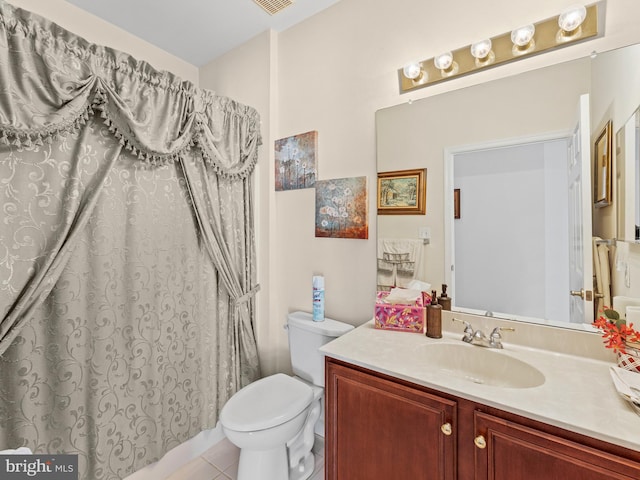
[617,107,640,243]
[376,43,640,331]
[449,139,572,325]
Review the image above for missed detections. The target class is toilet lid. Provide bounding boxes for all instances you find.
[220,374,313,432]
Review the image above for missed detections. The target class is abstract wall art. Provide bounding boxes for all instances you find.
[275,130,318,191]
[315,176,368,239]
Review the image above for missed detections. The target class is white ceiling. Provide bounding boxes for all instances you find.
[65,0,341,67]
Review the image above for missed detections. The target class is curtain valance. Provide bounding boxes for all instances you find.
[0,0,261,179]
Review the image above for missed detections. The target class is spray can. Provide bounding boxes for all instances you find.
[312,275,325,322]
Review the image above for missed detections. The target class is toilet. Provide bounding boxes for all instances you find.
[220,311,353,480]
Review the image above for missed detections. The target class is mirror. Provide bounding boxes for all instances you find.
[617,107,640,243]
[376,42,640,330]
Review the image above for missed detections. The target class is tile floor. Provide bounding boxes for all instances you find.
[165,436,325,480]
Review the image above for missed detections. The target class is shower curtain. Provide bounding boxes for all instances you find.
[0,2,261,479]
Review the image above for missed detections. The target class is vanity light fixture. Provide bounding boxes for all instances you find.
[399,2,601,93]
[511,24,536,48]
[402,62,423,81]
[558,4,588,35]
[434,52,454,70]
[470,39,493,60]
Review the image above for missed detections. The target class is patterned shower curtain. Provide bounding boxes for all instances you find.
[0,2,261,478]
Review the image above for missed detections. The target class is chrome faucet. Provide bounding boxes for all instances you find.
[452,318,475,343]
[452,319,515,349]
[488,326,516,349]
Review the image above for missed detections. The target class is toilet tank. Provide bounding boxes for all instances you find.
[287,311,354,387]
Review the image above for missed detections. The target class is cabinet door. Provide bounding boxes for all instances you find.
[326,359,456,480]
[473,411,640,480]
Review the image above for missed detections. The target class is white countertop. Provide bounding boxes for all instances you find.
[320,319,640,452]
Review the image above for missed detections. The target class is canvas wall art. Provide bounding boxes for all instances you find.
[275,130,318,191]
[315,176,368,239]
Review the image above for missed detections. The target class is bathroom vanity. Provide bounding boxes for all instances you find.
[321,316,640,479]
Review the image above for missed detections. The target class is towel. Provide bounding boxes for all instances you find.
[610,366,640,404]
[593,237,612,311]
[597,242,612,308]
[0,447,33,454]
[377,238,424,288]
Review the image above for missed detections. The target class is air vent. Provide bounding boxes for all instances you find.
[253,0,294,16]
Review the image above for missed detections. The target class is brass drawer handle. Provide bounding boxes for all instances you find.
[441,423,452,435]
[474,435,487,449]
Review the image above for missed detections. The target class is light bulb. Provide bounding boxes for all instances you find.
[558,5,587,33]
[434,52,453,71]
[511,24,535,47]
[402,63,423,80]
[470,39,492,60]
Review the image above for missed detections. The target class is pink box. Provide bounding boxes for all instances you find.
[374,290,430,334]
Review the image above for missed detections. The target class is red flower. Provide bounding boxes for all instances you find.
[593,312,640,354]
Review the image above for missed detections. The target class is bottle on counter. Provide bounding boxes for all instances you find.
[438,284,452,311]
[426,290,443,338]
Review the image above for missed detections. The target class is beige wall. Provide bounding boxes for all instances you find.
[201,0,640,374]
[9,0,198,83]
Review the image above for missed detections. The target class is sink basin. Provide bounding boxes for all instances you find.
[421,343,545,388]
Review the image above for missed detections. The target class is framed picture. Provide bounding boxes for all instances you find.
[594,121,612,208]
[454,188,461,219]
[315,176,368,239]
[377,168,427,215]
[274,131,317,191]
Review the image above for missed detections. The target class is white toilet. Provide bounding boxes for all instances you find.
[220,311,353,480]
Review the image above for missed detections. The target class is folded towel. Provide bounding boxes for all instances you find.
[597,243,612,308]
[610,366,640,404]
[592,237,611,312]
[377,238,424,288]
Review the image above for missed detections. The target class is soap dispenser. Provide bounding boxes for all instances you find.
[426,290,442,338]
[438,284,452,311]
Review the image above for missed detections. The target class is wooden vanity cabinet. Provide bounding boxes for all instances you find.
[473,411,640,480]
[325,358,457,480]
[325,357,640,480]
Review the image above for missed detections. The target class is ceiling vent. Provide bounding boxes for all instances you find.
[253,0,294,16]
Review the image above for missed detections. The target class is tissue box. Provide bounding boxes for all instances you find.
[374,290,430,333]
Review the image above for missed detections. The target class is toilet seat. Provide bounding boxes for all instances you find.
[293,376,323,400]
[220,374,313,432]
